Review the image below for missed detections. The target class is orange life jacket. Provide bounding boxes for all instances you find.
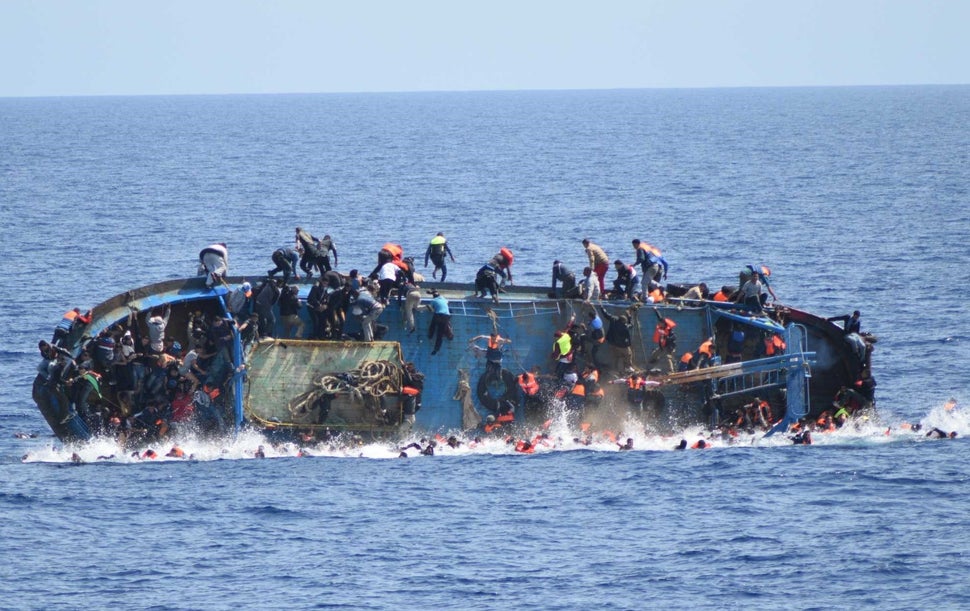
[499,247,514,267]
[496,412,515,424]
[653,318,677,347]
[648,288,664,302]
[637,241,662,257]
[518,373,539,396]
[713,291,730,302]
[570,382,586,397]
[758,399,773,422]
[680,352,694,365]
[627,376,644,390]
[381,243,403,260]
[764,334,787,356]
[401,386,420,396]
[514,440,534,453]
[698,340,715,357]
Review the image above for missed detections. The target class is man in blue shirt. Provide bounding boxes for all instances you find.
[427,289,454,355]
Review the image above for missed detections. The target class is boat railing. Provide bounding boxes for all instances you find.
[662,354,809,399]
[451,299,564,319]
[762,323,815,437]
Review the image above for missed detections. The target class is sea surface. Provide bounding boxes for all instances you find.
[1,87,968,610]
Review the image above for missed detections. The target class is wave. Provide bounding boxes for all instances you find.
[17,398,968,465]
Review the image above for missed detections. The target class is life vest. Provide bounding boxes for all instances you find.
[381,243,403,261]
[680,352,694,365]
[514,440,535,453]
[570,382,586,397]
[758,399,772,422]
[713,291,730,302]
[698,340,715,357]
[496,412,515,424]
[764,334,787,356]
[429,235,447,255]
[691,440,709,449]
[532,434,552,448]
[57,309,89,332]
[401,386,421,396]
[653,318,677,348]
[518,373,539,396]
[484,421,502,433]
[648,288,664,303]
[485,336,503,363]
[627,375,644,390]
[499,247,514,267]
[554,333,573,360]
[637,241,662,258]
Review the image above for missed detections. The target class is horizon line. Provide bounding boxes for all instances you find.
[2,82,968,101]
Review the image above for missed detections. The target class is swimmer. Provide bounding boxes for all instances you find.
[166,446,186,458]
[925,428,958,439]
[399,442,422,453]
[618,438,634,451]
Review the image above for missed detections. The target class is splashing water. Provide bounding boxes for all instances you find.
[18,398,967,464]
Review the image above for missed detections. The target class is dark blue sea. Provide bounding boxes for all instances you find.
[1,87,969,609]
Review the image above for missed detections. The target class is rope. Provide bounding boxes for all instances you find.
[287,359,401,418]
[483,306,500,334]
[453,369,482,430]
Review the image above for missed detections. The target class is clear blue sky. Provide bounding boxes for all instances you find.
[2,0,968,97]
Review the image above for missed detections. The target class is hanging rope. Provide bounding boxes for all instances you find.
[453,368,482,431]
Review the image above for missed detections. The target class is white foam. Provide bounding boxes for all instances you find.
[19,397,968,464]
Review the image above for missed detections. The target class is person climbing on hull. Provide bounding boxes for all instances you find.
[475,248,514,303]
[268,247,300,283]
[198,243,229,288]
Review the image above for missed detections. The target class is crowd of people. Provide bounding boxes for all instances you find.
[37,301,244,447]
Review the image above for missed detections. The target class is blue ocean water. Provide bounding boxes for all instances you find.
[1,87,969,609]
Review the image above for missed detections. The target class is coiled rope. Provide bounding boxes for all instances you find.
[288,359,401,418]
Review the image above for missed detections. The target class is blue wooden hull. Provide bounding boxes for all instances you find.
[36,275,869,442]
